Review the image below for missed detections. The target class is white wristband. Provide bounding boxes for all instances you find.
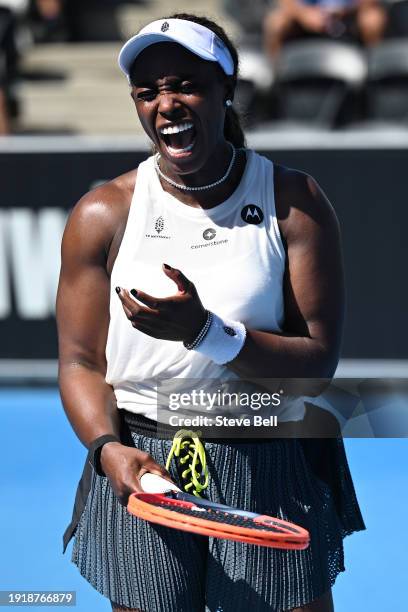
[193,312,246,365]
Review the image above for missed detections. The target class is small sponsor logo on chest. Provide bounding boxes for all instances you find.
[145,215,171,239]
[190,227,229,250]
[241,204,264,225]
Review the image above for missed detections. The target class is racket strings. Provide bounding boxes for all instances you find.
[165,429,209,497]
[144,500,294,534]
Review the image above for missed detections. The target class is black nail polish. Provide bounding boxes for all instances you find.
[130,289,138,297]
[163,263,171,270]
[115,286,121,294]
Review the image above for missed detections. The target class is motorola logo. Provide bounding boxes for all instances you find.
[203,228,216,241]
[241,205,264,225]
[223,326,236,337]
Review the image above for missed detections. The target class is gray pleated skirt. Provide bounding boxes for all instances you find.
[71,432,364,612]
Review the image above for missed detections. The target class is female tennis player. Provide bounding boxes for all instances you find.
[58,12,365,612]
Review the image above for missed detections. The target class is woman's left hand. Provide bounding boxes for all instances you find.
[116,263,207,343]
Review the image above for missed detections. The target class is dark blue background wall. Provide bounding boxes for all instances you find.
[0,145,405,359]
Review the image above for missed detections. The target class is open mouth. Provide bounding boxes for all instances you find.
[159,122,197,156]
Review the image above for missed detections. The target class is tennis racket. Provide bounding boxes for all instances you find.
[128,474,310,550]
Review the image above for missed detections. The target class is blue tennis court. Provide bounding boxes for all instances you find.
[0,388,406,611]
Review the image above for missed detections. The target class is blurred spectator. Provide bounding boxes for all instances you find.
[0,0,66,132]
[0,84,9,134]
[29,0,124,43]
[35,0,60,18]
[223,0,271,37]
[0,1,24,133]
[29,0,67,42]
[64,0,122,43]
[263,0,388,56]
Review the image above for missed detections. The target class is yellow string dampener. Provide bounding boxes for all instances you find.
[165,429,209,497]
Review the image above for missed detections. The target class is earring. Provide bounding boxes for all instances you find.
[225,99,233,108]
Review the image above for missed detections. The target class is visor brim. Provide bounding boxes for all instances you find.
[119,33,217,77]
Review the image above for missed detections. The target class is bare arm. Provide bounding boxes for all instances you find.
[57,181,173,502]
[57,191,120,446]
[228,166,345,380]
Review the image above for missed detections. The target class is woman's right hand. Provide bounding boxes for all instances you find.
[100,442,175,505]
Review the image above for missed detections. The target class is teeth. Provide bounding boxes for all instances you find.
[167,140,195,154]
[160,122,193,135]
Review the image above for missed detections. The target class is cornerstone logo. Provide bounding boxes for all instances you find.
[203,228,216,241]
[190,227,228,250]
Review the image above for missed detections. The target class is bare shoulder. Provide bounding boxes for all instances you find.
[66,168,137,236]
[62,168,137,263]
[273,163,340,243]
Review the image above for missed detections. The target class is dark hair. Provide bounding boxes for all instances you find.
[138,12,246,149]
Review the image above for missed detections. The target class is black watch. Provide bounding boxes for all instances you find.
[87,434,120,477]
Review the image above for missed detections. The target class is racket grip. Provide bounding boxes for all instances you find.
[140,473,181,494]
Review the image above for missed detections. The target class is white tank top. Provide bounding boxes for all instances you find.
[105,149,305,421]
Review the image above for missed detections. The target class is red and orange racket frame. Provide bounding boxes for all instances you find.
[128,490,310,550]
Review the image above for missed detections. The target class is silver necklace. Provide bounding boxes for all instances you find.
[154,143,236,192]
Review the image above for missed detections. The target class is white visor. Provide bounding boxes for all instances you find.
[118,18,234,81]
